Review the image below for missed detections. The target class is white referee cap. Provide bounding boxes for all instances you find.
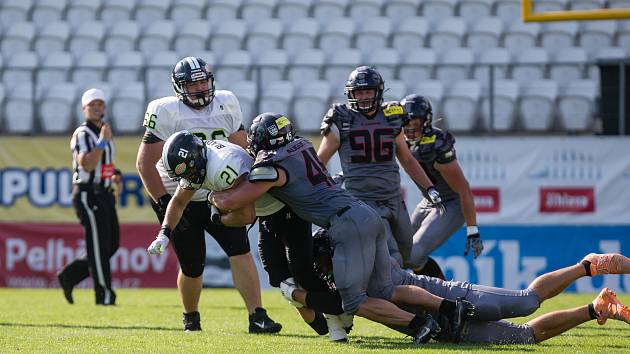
[81,88,106,106]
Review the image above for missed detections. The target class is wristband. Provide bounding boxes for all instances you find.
[160,225,172,238]
[466,226,479,236]
[95,138,109,150]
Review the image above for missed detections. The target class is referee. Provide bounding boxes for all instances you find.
[57,88,121,305]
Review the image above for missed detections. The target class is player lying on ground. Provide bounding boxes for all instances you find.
[281,228,630,344]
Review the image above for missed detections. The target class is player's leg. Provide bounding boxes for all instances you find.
[390,197,415,267]
[363,200,404,266]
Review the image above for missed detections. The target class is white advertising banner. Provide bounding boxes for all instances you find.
[331,136,630,225]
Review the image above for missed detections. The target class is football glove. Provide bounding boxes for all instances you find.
[427,187,446,215]
[148,227,171,255]
[464,232,484,259]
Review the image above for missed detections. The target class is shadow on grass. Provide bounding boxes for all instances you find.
[0,322,180,331]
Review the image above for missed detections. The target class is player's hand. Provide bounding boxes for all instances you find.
[148,228,170,255]
[427,187,446,215]
[464,233,484,259]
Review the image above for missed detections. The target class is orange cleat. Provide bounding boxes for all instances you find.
[581,253,627,276]
[592,287,630,325]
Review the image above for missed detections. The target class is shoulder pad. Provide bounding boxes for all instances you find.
[433,130,457,164]
[320,103,347,136]
[248,166,279,183]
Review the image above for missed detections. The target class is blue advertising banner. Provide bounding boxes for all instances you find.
[432,225,630,293]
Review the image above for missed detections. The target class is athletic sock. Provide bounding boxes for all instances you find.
[581,260,592,276]
[307,311,329,335]
[439,299,456,318]
[588,303,598,320]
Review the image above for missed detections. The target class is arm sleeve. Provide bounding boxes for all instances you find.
[144,101,174,141]
[435,131,457,164]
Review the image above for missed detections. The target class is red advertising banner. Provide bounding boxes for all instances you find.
[472,188,500,213]
[539,187,595,213]
[0,223,179,288]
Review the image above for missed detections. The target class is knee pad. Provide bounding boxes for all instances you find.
[180,262,204,278]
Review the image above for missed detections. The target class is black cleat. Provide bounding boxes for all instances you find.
[183,311,201,332]
[57,273,74,304]
[248,307,282,334]
[412,314,441,345]
[449,298,475,342]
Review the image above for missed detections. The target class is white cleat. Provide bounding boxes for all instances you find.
[325,314,348,342]
[280,277,303,308]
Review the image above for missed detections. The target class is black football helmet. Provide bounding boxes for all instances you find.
[162,131,207,187]
[171,57,215,108]
[344,66,384,113]
[248,112,296,154]
[312,228,336,292]
[401,94,434,137]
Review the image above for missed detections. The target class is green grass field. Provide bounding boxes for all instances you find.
[0,288,628,353]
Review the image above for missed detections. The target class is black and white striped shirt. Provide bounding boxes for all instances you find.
[70,121,116,188]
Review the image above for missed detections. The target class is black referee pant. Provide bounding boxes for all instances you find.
[58,185,120,305]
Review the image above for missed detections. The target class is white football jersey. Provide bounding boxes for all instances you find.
[144,90,244,201]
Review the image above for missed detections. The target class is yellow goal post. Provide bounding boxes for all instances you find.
[522,0,630,22]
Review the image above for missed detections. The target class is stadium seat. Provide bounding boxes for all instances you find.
[226,80,257,125]
[412,80,445,117]
[557,79,598,131]
[287,49,324,82]
[428,17,466,53]
[210,19,247,53]
[282,18,319,57]
[37,52,73,89]
[277,0,314,26]
[435,48,474,86]
[384,0,419,23]
[0,84,4,131]
[606,0,630,8]
[472,47,511,89]
[466,17,504,55]
[324,49,363,90]
[259,80,294,115]
[586,47,626,83]
[616,20,630,53]
[292,80,331,132]
[72,51,108,84]
[518,79,559,131]
[170,0,204,26]
[382,80,407,102]
[511,48,549,83]
[215,50,252,84]
[39,83,77,134]
[100,0,136,27]
[313,0,349,24]
[245,19,282,56]
[205,0,242,23]
[241,0,277,25]
[579,21,617,57]
[480,79,520,131]
[33,22,71,59]
[348,0,385,20]
[134,0,171,29]
[392,18,429,55]
[541,22,578,51]
[103,21,140,53]
[458,0,493,21]
[107,51,144,84]
[569,0,604,10]
[4,83,35,134]
[31,0,67,29]
[256,49,289,87]
[442,80,481,132]
[355,17,392,56]
[533,0,568,12]
[367,49,399,83]
[495,0,522,22]
[145,51,178,90]
[138,20,175,56]
[319,18,356,56]
[148,80,174,101]
[173,20,211,53]
[549,47,587,84]
[3,52,38,88]
[68,22,106,58]
[0,0,32,32]
[111,82,145,133]
[421,0,457,19]
[1,22,36,55]
[399,48,437,87]
[73,82,112,125]
[66,0,102,28]
[503,21,541,55]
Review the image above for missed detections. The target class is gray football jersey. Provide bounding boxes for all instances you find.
[408,127,459,202]
[252,137,357,227]
[324,103,404,201]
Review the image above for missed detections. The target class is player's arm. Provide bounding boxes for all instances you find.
[136,133,167,202]
[210,174,257,226]
[395,133,434,190]
[228,128,248,149]
[317,133,340,166]
[211,166,286,211]
[163,186,195,230]
[435,160,477,227]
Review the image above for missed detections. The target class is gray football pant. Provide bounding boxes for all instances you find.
[410,198,465,269]
[363,197,414,267]
[328,202,394,314]
[396,267,540,344]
